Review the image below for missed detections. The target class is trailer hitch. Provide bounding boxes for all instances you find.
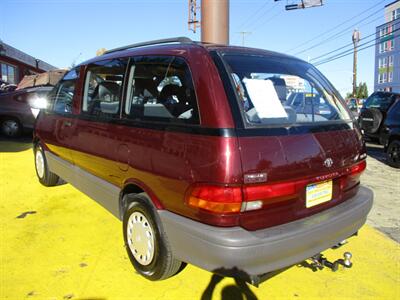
[310,252,353,272]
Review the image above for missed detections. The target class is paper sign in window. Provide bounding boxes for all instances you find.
[243,79,288,119]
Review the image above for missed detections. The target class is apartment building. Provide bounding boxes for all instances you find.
[374,0,400,92]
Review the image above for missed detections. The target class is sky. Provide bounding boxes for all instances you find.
[0,0,387,97]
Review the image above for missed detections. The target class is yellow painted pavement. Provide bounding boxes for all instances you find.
[1,140,399,300]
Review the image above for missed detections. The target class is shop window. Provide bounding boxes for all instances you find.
[1,63,18,84]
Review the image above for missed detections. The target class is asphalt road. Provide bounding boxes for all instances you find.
[363,143,400,242]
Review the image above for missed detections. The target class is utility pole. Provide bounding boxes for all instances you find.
[188,0,200,33]
[238,31,251,46]
[201,0,229,44]
[352,29,360,98]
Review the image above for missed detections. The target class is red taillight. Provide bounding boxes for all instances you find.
[349,159,367,175]
[243,182,297,203]
[186,184,242,213]
[340,160,367,191]
[186,182,298,214]
[186,161,367,215]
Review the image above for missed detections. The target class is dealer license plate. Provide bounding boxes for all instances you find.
[306,180,333,208]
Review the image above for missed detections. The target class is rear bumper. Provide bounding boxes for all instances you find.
[159,186,373,276]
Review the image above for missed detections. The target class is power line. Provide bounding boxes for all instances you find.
[314,26,400,66]
[314,26,400,65]
[246,9,284,33]
[288,0,386,53]
[245,1,281,31]
[305,14,383,57]
[314,38,375,66]
[236,1,272,31]
[314,43,375,66]
[310,18,400,62]
[292,6,383,56]
[310,31,375,62]
[285,0,388,53]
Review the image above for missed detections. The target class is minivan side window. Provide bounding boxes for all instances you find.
[82,58,128,117]
[124,56,199,124]
[51,68,79,114]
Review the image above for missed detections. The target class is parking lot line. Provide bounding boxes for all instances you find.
[1,142,399,299]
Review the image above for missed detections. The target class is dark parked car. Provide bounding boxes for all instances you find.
[359,91,400,141]
[286,92,334,118]
[0,86,53,137]
[33,37,373,284]
[380,100,400,168]
[347,98,362,117]
[0,80,17,94]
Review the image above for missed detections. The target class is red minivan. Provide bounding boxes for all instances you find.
[33,37,373,284]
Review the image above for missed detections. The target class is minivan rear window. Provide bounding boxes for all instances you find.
[220,54,351,127]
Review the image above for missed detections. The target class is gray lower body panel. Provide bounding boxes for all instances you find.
[45,150,373,276]
[46,151,120,218]
[159,186,373,276]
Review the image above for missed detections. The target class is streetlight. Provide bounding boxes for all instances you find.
[275,0,323,11]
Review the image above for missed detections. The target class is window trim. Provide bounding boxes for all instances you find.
[50,67,80,115]
[120,55,201,126]
[80,57,129,119]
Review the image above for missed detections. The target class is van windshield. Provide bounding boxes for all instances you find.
[221,53,351,126]
[363,92,397,111]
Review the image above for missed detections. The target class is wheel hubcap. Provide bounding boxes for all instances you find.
[127,211,155,266]
[1,120,19,137]
[35,150,45,179]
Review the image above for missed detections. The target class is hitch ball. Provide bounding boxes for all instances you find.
[343,252,352,267]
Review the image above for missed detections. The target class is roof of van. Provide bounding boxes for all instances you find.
[79,39,303,67]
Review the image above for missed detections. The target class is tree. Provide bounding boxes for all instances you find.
[96,48,107,56]
[356,82,368,99]
[346,82,369,99]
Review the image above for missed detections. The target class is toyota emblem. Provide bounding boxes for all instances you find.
[324,158,333,168]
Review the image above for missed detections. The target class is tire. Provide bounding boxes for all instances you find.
[387,140,400,168]
[34,143,59,186]
[1,118,22,138]
[359,108,383,134]
[123,193,185,281]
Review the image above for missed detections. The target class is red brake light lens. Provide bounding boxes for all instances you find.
[243,181,297,203]
[187,161,367,215]
[186,184,242,213]
[349,159,367,175]
[340,160,366,191]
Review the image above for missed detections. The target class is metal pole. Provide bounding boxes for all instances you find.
[352,29,360,98]
[201,0,229,45]
[238,31,251,46]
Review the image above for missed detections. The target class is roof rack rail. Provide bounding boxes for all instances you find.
[104,37,194,54]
